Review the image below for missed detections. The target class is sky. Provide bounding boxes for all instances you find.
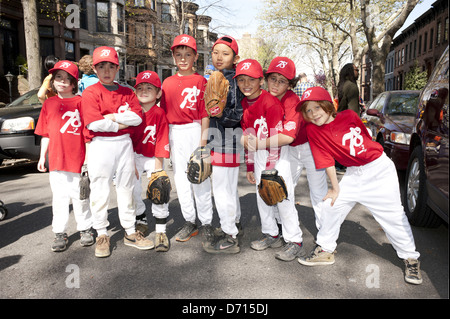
[202,0,437,40]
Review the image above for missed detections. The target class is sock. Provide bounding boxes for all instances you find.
[97,228,108,237]
[125,227,136,236]
[155,217,167,233]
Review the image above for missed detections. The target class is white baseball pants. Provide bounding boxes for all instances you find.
[49,171,92,234]
[133,153,169,219]
[317,153,420,260]
[169,122,213,225]
[254,146,303,243]
[87,135,137,235]
[211,165,241,236]
[289,142,328,229]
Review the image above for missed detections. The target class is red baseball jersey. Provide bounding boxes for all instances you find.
[279,90,304,143]
[81,82,143,137]
[132,106,170,159]
[160,73,208,124]
[35,95,86,173]
[241,90,285,172]
[306,110,383,169]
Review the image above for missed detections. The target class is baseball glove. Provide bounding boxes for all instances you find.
[258,169,288,206]
[79,164,90,200]
[204,71,229,117]
[147,169,171,205]
[186,146,212,184]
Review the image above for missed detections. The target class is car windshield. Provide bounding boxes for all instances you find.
[386,93,419,116]
[7,90,41,108]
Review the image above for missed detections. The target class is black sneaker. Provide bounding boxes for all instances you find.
[203,234,240,254]
[175,221,199,242]
[275,242,305,261]
[51,233,68,252]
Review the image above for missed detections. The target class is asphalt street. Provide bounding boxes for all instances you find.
[0,159,448,306]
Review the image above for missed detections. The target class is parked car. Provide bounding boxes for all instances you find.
[362,90,420,170]
[0,89,42,166]
[403,46,448,228]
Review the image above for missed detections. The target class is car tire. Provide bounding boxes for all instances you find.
[403,146,442,228]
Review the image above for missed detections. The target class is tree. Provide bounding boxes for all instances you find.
[21,0,42,89]
[404,60,428,90]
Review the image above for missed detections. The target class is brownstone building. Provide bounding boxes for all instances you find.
[390,0,448,90]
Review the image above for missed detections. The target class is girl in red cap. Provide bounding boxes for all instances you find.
[35,60,94,252]
[131,71,171,252]
[297,86,422,285]
[237,59,305,261]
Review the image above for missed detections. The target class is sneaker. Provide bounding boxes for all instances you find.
[51,233,68,252]
[175,221,199,242]
[275,242,305,261]
[80,228,95,246]
[135,213,148,236]
[95,234,111,258]
[298,245,335,266]
[404,258,423,285]
[155,232,170,252]
[203,234,240,254]
[124,231,154,250]
[250,233,282,251]
[200,224,215,243]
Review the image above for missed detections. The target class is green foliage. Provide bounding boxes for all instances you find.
[404,60,428,90]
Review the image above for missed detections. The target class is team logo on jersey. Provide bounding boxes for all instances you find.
[284,121,296,131]
[142,124,156,145]
[180,86,200,110]
[60,109,82,135]
[100,49,111,57]
[276,60,288,69]
[118,102,130,113]
[254,116,269,139]
[342,127,367,156]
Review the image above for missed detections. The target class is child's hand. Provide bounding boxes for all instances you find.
[323,188,339,206]
[103,113,116,121]
[37,158,47,172]
[246,171,256,184]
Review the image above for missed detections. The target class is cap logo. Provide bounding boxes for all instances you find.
[141,72,152,79]
[100,49,111,57]
[241,62,252,70]
[303,89,312,100]
[276,61,288,68]
[60,62,71,68]
[180,37,190,44]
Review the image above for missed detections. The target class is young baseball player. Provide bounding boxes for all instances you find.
[255,57,328,233]
[297,86,422,285]
[160,34,214,242]
[132,70,171,252]
[202,36,244,254]
[35,60,93,252]
[237,59,305,261]
[81,46,153,258]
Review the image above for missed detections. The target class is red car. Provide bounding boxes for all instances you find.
[362,90,420,170]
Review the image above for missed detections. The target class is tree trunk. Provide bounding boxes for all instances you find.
[21,0,42,89]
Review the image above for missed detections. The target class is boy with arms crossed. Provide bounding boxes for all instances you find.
[82,46,153,258]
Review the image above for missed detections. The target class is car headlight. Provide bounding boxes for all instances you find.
[1,117,35,132]
[390,132,411,145]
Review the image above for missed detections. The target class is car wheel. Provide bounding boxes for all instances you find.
[403,146,441,227]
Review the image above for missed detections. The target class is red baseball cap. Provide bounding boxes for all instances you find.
[49,60,79,80]
[93,46,119,66]
[213,35,239,55]
[171,34,197,53]
[134,70,161,89]
[297,86,333,109]
[266,57,296,80]
[233,59,263,79]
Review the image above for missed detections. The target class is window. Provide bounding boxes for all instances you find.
[135,22,146,48]
[405,44,408,62]
[423,32,427,53]
[96,1,109,32]
[80,0,87,29]
[436,22,441,44]
[161,4,172,23]
[401,48,405,65]
[117,4,124,33]
[414,39,417,58]
[429,28,433,50]
[445,18,448,42]
[418,35,422,55]
[134,0,145,7]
